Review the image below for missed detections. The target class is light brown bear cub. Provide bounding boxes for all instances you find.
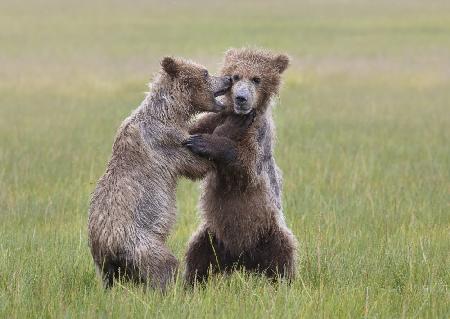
[88,57,249,290]
[183,48,298,284]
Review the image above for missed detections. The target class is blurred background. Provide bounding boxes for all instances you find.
[0,0,449,318]
[3,0,450,88]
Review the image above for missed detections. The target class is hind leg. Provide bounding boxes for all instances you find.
[93,256,123,289]
[184,225,231,286]
[93,255,139,289]
[133,240,179,291]
[244,226,297,281]
[94,261,114,289]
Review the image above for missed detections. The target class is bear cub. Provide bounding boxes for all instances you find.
[184,48,298,285]
[88,57,252,290]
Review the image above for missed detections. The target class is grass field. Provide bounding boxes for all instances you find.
[1,0,449,317]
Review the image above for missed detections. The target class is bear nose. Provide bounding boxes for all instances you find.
[235,95,247,105]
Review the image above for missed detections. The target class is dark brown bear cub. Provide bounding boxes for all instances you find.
[88,57,248,291]
[183,48,298,285]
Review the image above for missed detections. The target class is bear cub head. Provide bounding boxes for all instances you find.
[220,48,290,115]
[161,57,232,113]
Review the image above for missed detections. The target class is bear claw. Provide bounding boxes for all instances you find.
[183,134,211,158]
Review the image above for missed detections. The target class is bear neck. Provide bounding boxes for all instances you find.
[256,92,276,115]
[141,75,196,128]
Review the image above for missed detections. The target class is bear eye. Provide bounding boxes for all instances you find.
[232,74,241,82]
[203,70,209,78]
[252,77,261,84]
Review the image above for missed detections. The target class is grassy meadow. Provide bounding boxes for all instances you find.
[0,0,449,317]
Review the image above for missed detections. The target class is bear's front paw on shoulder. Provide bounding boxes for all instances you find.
[183,134,213,159]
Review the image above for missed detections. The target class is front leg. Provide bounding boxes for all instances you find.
[178,147,215,180]
[183,111,255,164]
[189,112,227,135]
[183,134,238,165]
[213,110,256,140]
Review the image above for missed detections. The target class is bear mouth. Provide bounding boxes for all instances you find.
[233,104,253,115]
[214,88,228,98]
[213,90,228,110]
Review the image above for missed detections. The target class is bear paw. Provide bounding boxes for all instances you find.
[183,134,213,159]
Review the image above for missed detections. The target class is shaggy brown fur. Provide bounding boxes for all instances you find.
[184,48,298,285]
[88,57,239,290]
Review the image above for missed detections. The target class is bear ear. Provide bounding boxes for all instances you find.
[161,56,179,77]
[224,48,238,61]
[273,54,290,74]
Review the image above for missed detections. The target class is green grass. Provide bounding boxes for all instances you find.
[1,0,449,318]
